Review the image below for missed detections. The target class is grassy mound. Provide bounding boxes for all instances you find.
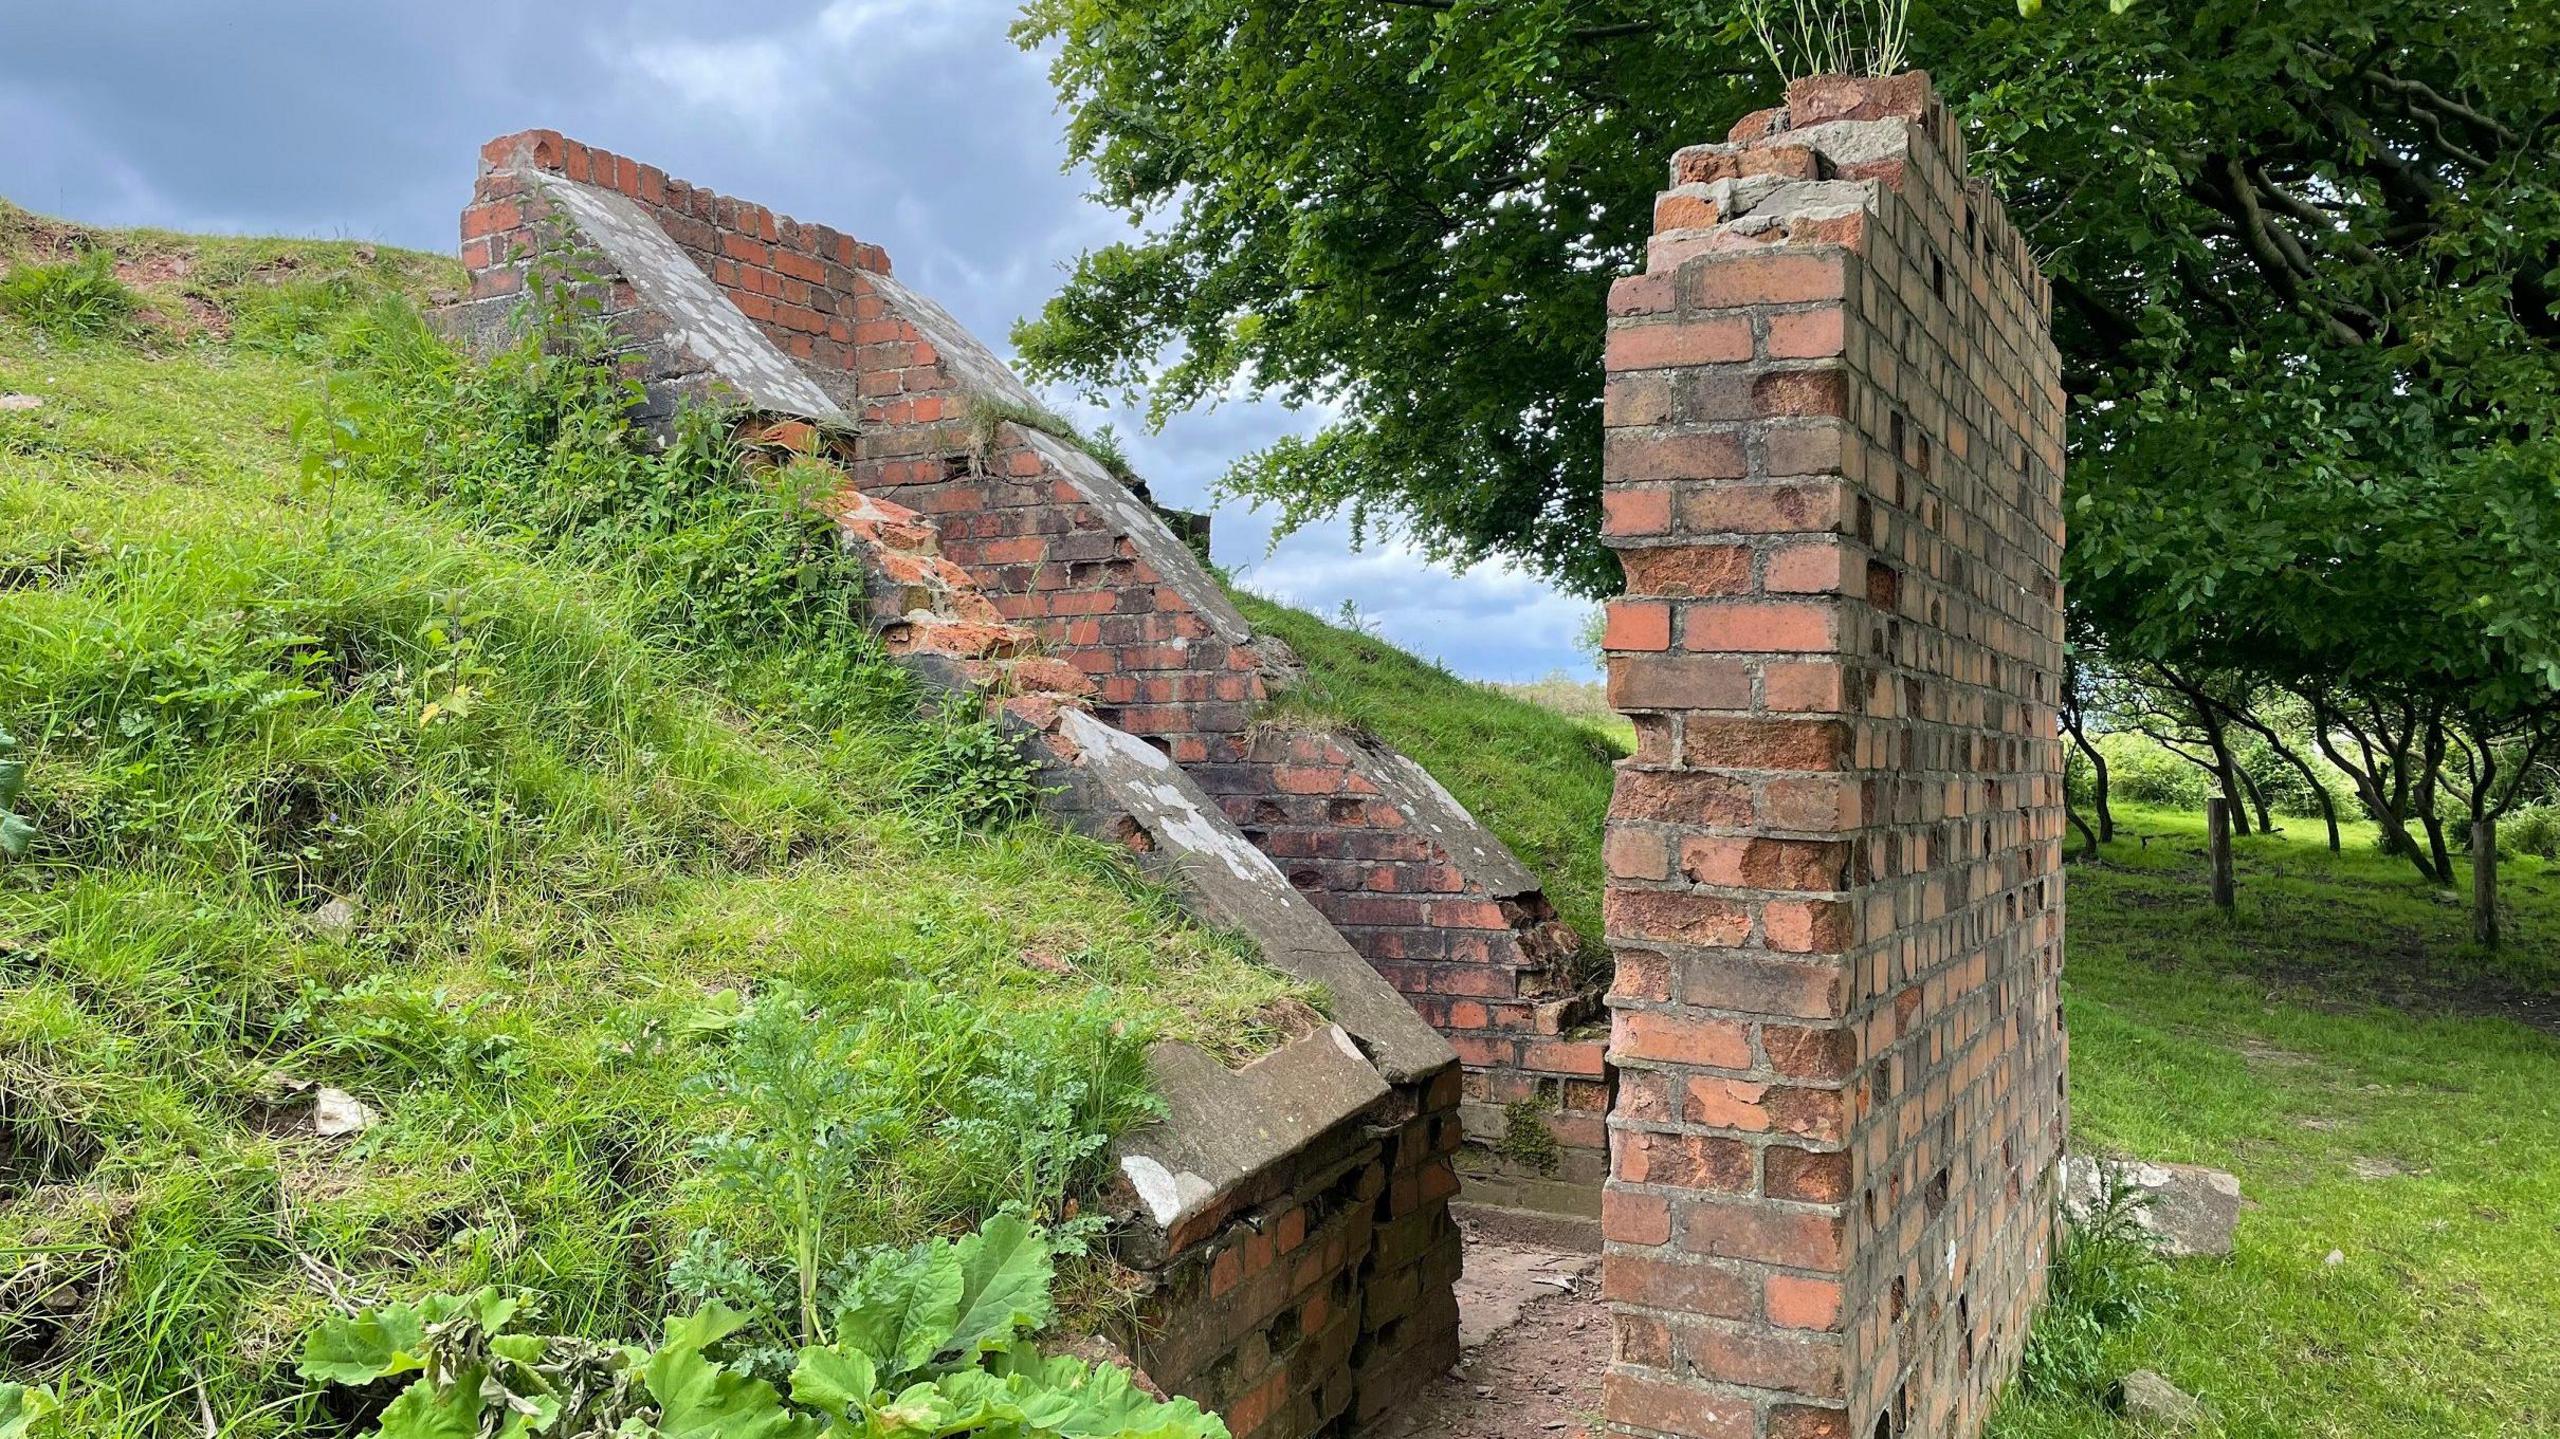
[0,211,1298,1432]
[1229,593,1624,957]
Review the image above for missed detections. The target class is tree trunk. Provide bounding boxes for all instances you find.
[2239,761,2274,834]
[2474,818,2500,948]
[2068,801,2100,861]
[2207,797,2236,911]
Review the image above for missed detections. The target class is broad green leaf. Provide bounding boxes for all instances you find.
[788,1346,878,1417]
[376,1371,489,1439]
[643,1307,819,1439]
[833,1242,964,1383]
[947,1214,1054,1357]
[298,1302,433,1384]
[0,1384,59,1439]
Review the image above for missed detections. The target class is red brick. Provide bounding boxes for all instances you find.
[1609,655,1755,712]
[1681,1196,1845,1270]
[1681,719,1851,771]
[1520,1039,1607,1077]
[1619,544,1751,597]
[1754,368,1849,418]
[1765,308,1847,359]
[1603,487,1673,537]
[1606,889,1750,947]
[1605,431,1749,482]
[1683,600,1838,654]
[1604,600,1672,653]
[1678,836,1849,892]
[1766,1274,1844,1331]
[1762,660,1847,713]
[1603,1189,1672,1246]
[1764,1145,1853,1203]
[1684,251,1847,310]
[1675,481,1846,535]
[1602,1374,1754,1439]
[1613,1010,1752,1068]
[1760,899,1857,953]
[1762,1025,1858,1080]
[1765,542,1852,594]
[1605,826,1672,882]
[1605,316,1753,370]
[1767,1406,1855,1439]
[1617,1131,1754,1191]
[1675,1320,1844,1398]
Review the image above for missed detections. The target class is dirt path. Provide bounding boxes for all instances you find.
[1369,1212,1609,1439]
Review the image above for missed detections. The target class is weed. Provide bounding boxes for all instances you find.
[2016,1172,2167,1402]
[294,1216,1228,1438]
[0,253,135,341]
[1494,1100,1564,1175]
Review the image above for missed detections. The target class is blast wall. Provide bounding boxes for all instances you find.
[1596,73,2068,1439]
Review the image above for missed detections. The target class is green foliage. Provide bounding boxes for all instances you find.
[0,222,1303,1434]
[2499,803,2560,861]
[1231,590,1623,960]
[1018,0,2560,739]
[1993,803,2560,1435]
[1012,0,1771,597]
[0,725,33,858]
[0,251,135,340]
[1494,1100,1564,1175]
[0,1385,60,1439]
[296,1218,1228,1439]
[2017,1174,2167,1401]
[671,986,1156,1359]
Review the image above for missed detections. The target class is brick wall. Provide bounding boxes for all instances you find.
[1596,73,2067,1439]
[456,128,1614,1216]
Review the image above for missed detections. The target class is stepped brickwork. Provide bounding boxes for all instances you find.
[1597,73,2068,1439]
[453,129,1614,1218]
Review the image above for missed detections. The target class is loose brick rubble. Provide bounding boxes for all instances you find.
[1598,74,2068,1439]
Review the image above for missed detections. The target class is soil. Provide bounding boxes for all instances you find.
[1370,1213,1610,1439]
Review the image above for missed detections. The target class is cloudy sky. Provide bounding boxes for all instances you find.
[0,0,1599,681]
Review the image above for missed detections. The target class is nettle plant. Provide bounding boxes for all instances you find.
[296,1215,1226,1439]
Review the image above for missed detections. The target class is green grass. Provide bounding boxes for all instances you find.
[1228,593,1626,962]
[0,213,1301,1431]
[1992,803,2560,1437]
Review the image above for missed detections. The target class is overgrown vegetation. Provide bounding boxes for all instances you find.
[291,1215,1226,1438]
[0,215,1294,1433]
[1230,591,1623,958]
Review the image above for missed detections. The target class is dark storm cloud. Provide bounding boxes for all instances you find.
[0,0,1594,680]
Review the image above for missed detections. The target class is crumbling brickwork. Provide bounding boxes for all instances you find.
[457,128,1611,1217]
[449,134,1479,1439]
[1598,74,2067,1439]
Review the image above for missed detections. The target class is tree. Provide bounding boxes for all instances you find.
[1012,0,1769,596]
[1017,1,2560,642]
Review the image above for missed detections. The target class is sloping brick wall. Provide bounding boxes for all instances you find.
[456,129,1612,1216]
[439,182,1467,1439]
[1597,73,2067,1439]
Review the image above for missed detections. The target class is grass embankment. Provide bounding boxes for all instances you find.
[0,209,1298,1431]
[1228,594,1624,958]
[1993,803,2559,1437]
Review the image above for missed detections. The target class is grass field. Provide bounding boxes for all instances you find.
[1991,804,2558,1436]
[0,210,1301,1431]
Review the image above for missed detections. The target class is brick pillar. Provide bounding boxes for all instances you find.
[1597,73,2068,1439]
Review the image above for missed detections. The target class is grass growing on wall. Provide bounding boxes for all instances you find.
[1228,591,1625,958]
[0,213,1300,1433]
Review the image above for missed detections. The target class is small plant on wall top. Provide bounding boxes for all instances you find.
[1740,0,1908,80]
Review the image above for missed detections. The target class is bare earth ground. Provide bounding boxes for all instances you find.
[1370,1210,1609,1439]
